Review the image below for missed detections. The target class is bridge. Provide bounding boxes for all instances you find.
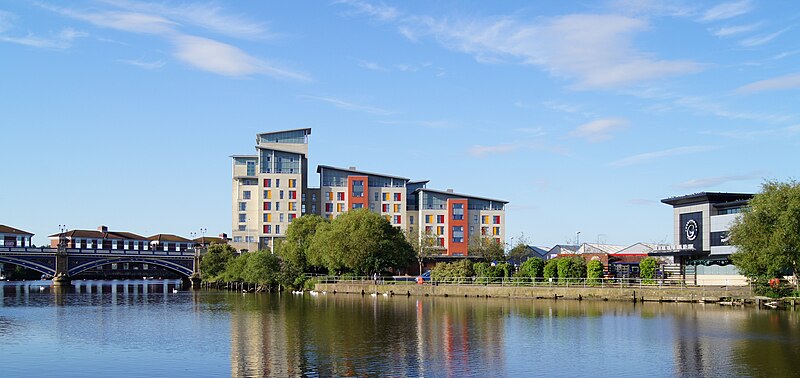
[0,245,202,286]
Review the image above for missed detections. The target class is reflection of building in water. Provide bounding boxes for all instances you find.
[670,307,747,376]
[229,299,298,377]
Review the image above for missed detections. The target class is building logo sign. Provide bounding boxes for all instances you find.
[684,219,698,241]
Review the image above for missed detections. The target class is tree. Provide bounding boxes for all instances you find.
[639,257,658,281]
[557,256,586,281]
[507,233,531,265]
[587,260,603,284]
[244,250,281,287]
[220,252,249,282]
[543,259,559,279]
[406,228,439,275]
[468,234,505,262]
[515,257,544,278]
[200,243,236,280]
[308,209,414,275]
[730,180,800,285]
[431,259,474,281]
[279,214,328,272]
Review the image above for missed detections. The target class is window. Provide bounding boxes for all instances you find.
[481,215,488,224]
[482,227,488,236]
[394,193,401,201]
[243,191,251,200]
[289,190,297,199]
[374,192,379,201]
[111,263,118,270]
[452,226,464,243]
[325,203,333,212]
[336,203,344,212]
[275,202,281,211]
[279,213,285,222]
[233,236,243,243]
[393,204,401,213]
[312,204,317,213]
[352,180,364,197]
[246,161,256,176]
[437,226,444,235]
[239,214,246,223]
[382,204,389,212]
[382,193,389,201]
[241,178,257,185]
[264,202,271,211]
[312,193,317,201]
[493,227,500,236]
[289,213,297,221]
[452,203,464,220]
[437,238,445,247]
[394,215,402,224]
[353,203,364,209]
[425,215,432,224]
[275,225,280,234]
[493,216,501,224]
[289,179,296,188]
[327,192,333,200]
[264,225,271,234]
[280,190,284,200]
[238,225,246,231]
[437,215,445,223]
[473,215,479,223]
[289,202,296,211]
[425,226,433,233]
[265,190,272,199]
[337,192,345,201]
[239,202,247,211]
[410,216,414,225]
[263,178,271,187]
[276,179,281,187]
[264,213,272,222]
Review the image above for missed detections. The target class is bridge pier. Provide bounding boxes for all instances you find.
[182,274,202,289]
[52,273,72,286]
[53,246,71,286]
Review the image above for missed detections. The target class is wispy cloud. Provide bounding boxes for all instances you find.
[116,58,165,70]
[740,27,790,47]
[335,0,400,22]
[611,145,718,166]
[700,0,753,22]
[737,72,800,93]
[0,25,87,50]
[335,4,703,89]
[570,118,628,142]
[357,59,388,71]
[702,125,800,139]
[607,0,697,18]
[627,198,657,206]
[515,127,546,137]
[468,143,521,157]
[37,3,308,80]
[378,120,454,128]
[675,173,764,189]
[711,22,760,37]
[0,10,13,33]
[298,95,393,115]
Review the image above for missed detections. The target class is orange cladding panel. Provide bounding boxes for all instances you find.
[446,198,469,256]
[347,176,369,211]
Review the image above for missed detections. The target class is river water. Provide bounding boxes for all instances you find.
[1,280,798,377]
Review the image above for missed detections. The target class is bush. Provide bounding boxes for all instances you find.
[639,257,658,284]
[557,256,586,283]
[431,259,474,283]
[587,260,603,285]
[515,257,544,279]
[543,259,559,280]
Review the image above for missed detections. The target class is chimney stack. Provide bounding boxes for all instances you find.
[349,166,357,170]
[98,225,108,233]
[446,189,454,193]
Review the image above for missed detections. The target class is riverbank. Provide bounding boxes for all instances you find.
[315,282,755,304]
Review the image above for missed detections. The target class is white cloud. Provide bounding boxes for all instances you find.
[675,173,763,189]
[0,26,87,50]
[740,27,790,47]
[0,10,15,33]
[611,145,718,166]
[298,95,392,115]
[737,72,800,93]
[570,118,628,142]
[335,0,400,22]
[116,58,165,70]
[357,59,388,71]
[700,0,753,21]
[99,0,271,39]
[391,13,703,89]
[711,22,760,37]
[607,0,697,18]
[468,143,520,157]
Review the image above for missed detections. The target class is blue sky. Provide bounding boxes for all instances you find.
[1,0,798,247]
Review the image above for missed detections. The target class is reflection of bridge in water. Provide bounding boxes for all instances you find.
[0,246,201,286]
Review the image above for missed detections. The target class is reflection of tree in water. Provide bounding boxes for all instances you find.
[729,310,800,376]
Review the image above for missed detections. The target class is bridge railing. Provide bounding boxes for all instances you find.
[0,246,195,257]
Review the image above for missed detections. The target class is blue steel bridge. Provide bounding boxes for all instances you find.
[0,245,200,285]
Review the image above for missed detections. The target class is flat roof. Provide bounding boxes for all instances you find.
[661,192,753,207]
[230,155,257,159]
[317,165,410,181]
[257,128,312,137]
[414,188,509,204]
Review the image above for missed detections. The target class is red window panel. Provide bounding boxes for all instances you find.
[493,216,501,224]
[394,193,401,201]
[264,202,271,210]
[263,179,271,187]
[263,225,269,233]
[382,204,389,212]
[437,215,445,223]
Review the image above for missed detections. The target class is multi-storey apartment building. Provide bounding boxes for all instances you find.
[231,128,507,256]
[314,165,409,230]
[408,188,507,256]
[231,129,311,251]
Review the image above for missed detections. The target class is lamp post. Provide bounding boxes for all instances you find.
[576,231,581,246]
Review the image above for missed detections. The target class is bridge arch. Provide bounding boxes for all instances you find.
[68,257,194,277]
[0,256,56,276]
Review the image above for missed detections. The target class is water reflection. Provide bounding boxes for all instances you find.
[1,281,799,377]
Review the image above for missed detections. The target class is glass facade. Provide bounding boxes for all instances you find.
[320,168,349,187]
[258,129,309,144]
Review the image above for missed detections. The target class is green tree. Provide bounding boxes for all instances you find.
[543,259,559,279]
[406,228,439,275]
[431,259,474,282]
[515,257,544,279]
[244,250,281,287]
[308,209,414,275]
[639,257,658,280]
[507,233,530,265]
[557,256,586,282]
[279,214,328,272]
[730,180,800,285]
[200,243,236,280]
[587,260,603,284]
[468,235,505,262]
[220,253,249,282]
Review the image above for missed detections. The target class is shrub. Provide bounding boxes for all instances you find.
[515,257,544,279]
[543,259,559,280]
[557,256,586,283]
[639,257,658,284]
[587,260,603,285]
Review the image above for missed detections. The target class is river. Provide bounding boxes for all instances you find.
[1,280,798,377]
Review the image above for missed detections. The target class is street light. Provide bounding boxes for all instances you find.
[576,231,581,246]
